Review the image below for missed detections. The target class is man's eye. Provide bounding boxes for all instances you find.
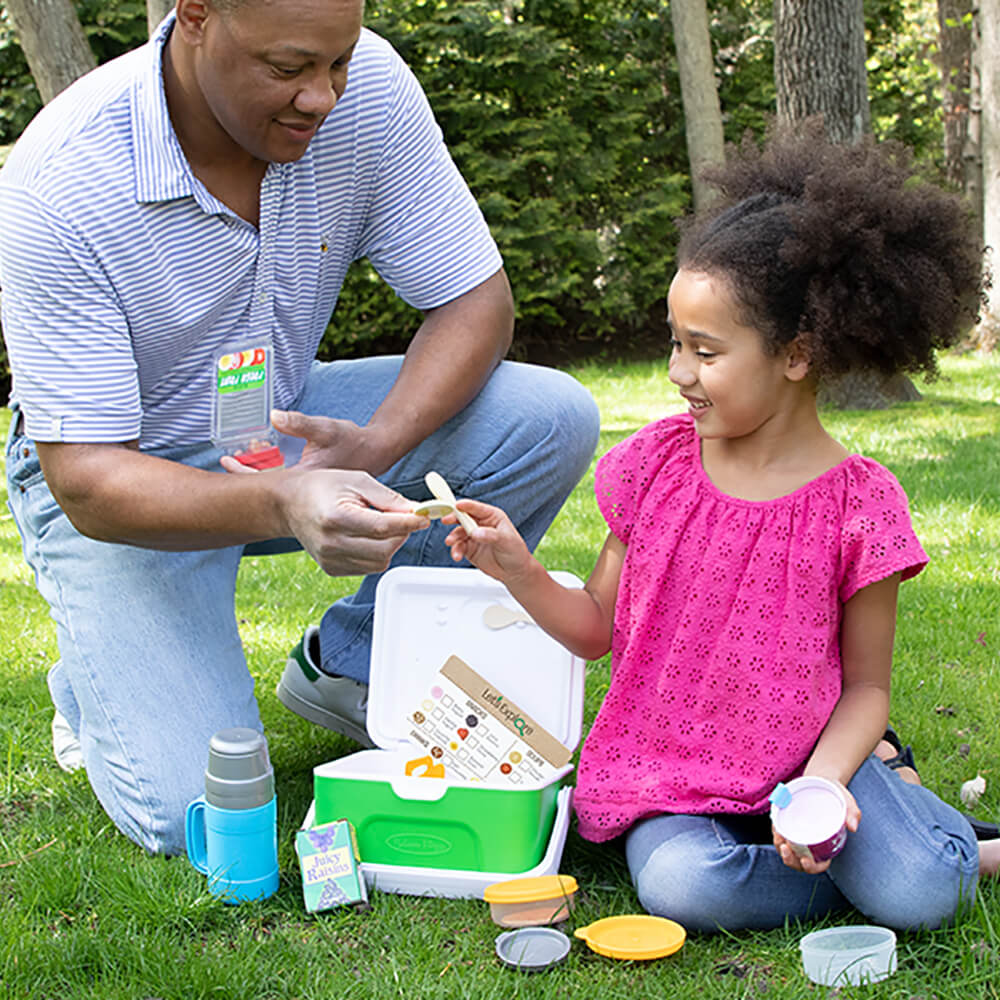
[273,65,301,77]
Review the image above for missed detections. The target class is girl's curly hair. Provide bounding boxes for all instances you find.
[677,119,986,380]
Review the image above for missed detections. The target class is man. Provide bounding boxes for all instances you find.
[0,0,599,854]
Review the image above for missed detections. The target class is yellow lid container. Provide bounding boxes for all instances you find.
[483,875,578,927]
[574,915,686,961]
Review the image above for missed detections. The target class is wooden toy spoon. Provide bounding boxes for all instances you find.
[482,604,536,629]
[417,471,478,534]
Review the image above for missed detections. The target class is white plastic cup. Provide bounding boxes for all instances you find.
[770,776,848,863]
[800,925,897,986]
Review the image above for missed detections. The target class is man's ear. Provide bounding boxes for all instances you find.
[784,336,811,382]
[174,0,212,44]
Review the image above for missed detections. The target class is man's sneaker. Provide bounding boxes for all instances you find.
[276,626,373,748]
[52,710,83,772]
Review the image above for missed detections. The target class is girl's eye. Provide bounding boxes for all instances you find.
[695,350,716,360]
[669,337,682,351]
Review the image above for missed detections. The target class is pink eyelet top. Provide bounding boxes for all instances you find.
[573,414,927,842]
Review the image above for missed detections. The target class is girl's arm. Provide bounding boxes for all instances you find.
[445,498,624,661]
[774,572,901,874]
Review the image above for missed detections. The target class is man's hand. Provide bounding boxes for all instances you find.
[217,410,395,478]
[275,468,427,575]
[274,409,397,477]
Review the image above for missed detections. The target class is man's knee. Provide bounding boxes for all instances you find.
[85,736,202,856]
[83,703,261,858]
[488,362,600,473]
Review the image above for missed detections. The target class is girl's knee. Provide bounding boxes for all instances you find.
[630,839,733,933]
[835,834,979,931]
[853,864,977,931]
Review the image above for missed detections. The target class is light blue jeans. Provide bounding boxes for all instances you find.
[625,755,980,933]
[5,357,600,855]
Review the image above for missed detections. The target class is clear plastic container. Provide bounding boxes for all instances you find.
[800,925,897,986]
[211,341,284,469]
[483,874,578,927]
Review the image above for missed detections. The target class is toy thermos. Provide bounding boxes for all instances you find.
[184,727,279,902]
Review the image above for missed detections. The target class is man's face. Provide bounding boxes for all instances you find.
[191,0,364,163]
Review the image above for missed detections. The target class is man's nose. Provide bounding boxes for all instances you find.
[294,70,339,118]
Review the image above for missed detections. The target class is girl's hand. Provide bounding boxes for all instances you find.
[442,498,536,584]
[772,782,861,875]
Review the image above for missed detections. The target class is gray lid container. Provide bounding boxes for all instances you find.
[204,727,274,809]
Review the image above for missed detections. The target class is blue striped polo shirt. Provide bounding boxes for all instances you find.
[0,17,502,448]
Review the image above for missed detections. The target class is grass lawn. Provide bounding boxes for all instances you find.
[2,353,999,999]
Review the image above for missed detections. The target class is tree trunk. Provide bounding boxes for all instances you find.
[3,0,95,104]
[936,0,974,190]
[964,2,984,231]
[975,0,1000,348]
[773,0,921,405]
[817,372,922,410]
[670,0,726,211]
[147,0,175,37]
[774,0,870,143]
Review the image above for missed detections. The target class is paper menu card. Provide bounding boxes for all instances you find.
[404,655,572,785]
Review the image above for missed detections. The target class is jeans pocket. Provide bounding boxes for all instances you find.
[6,434,46,494]
[5,435,64,564]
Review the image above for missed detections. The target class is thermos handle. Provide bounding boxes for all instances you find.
[185,797,210,875]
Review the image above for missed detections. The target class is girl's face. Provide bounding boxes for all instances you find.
[667,269,807,440]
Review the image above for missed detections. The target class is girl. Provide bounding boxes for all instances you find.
[444,124,1000,933]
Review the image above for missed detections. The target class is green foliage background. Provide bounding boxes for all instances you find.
[0,0,947,375]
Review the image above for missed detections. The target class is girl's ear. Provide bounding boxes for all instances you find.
[784,336,811,382]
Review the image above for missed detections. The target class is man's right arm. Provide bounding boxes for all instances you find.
[37,440,427,575]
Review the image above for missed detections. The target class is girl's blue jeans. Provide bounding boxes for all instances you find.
[6,357,600,855]
[625,754,980,932]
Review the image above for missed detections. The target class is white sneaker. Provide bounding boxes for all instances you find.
[276,626,373,748]
[52,710,83,772]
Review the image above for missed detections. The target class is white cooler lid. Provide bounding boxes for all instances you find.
[368,566,586,754]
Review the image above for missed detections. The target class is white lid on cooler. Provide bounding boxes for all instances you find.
[367,566,586,755]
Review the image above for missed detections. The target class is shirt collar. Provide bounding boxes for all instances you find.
[131,12,198,204]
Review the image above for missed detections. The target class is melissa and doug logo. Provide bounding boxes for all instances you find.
[216,347,268,392]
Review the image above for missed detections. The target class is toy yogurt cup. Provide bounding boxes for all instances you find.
[770,776,848,863]
[483,875,578,927]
